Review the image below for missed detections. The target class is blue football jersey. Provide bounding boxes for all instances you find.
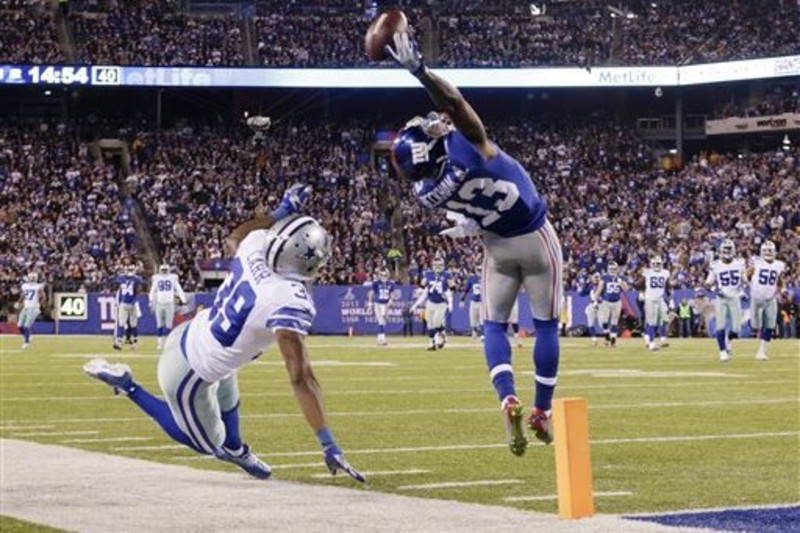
[115,275,143,305]
[464,274,481,303]
[372,280,395,304]
[601,274,623,302]
[414,130,547,238]
[424,270,451,304]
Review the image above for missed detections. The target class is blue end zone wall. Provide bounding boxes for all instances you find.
[627,505,800,532]
[11,286,751,336]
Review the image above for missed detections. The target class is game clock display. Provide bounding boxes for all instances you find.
[0,65,121,86]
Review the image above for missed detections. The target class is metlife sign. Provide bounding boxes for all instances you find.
[1,54,797,89]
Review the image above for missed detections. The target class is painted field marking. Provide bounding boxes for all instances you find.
[9,397,799,428]
[0,425,56,431]
[252,360,397,367]
[398,479,523,491]
[52,353,158,359]
[12,430,99,437]
[506,491,633,502]
[113,444,184,451]
[261,430,800,458]
[552,369,750,379]
[4,378,797,402]
[311,469,430,479]
[61,436,152,444]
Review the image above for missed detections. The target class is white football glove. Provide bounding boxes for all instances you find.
[439,218,481,239]
[385,31,424,75]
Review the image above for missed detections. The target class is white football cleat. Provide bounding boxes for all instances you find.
[719,350,730,362]
[21,342,30,350]
[756,351,769,362]
[83,358,134,395]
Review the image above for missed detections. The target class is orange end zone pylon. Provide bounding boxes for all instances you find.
[553,397,595,519]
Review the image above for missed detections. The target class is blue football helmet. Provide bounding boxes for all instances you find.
[392,115,450,181]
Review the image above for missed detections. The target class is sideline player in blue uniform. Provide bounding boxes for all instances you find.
[368,268,396,346]
[387,30,563,454]
[594,262,629,347]
[411,258,454,350]
[461,266,483,339]
[113,266,145,350]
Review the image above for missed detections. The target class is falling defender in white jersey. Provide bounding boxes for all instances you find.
[150,264,187,350]
[18,273,45,349]
[705,239,746,362]
[642,257,671,351]
[747,240,786,361]
[84,185,364,483]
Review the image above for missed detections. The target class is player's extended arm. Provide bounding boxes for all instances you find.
[592,280,604,302]
[276,329,365,482]
[224,184,312,256]
[386,32,495,157]
[174,278,187,305]
[410,289,427,312]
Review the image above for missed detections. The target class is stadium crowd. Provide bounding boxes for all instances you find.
[1,0,798,67]
[3,116,796,308]
[0,123,140,317]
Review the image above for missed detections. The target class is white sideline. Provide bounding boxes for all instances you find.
[311,469,431,479]
[506,491,633,502]
[399,479,524,490]
[1,439,681,533]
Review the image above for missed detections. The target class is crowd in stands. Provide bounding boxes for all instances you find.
[0,1,63,64]
[2,0,798,68]
[3,115,797,313]
[70,0,245,66]
[715,84,800,119]
[0,123,139,317]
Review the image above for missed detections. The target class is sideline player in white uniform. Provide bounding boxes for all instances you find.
[149,264,187,350]
[583,273,602,346]
[388,29,564,453]
[84,185,364,483]
[461,265,483,340]
[705,240,746,362]
[17,273,45,349]
[746,241,786,361]
[367,268,395,346]
[641,257,671,351]
[411,258,454,350]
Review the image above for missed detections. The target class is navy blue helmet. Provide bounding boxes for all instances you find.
[391,125,449,181]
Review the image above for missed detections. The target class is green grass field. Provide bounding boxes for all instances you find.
[1,334,798,519]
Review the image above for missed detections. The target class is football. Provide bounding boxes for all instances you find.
[365,9,408,61]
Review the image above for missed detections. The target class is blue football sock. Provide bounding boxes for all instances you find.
[130,326,138,340]
[645,325,655,343]
[716,330,727,351]
[760,328,773,342]
[128,385,203,453]
[378,324,385,334]
[533,318,559,412]
[511,323,520,334]
[660,325,667,338]
[115,326,124,341]
[221,402,243,451]
[484,321,516,401]
[610,325,618,336]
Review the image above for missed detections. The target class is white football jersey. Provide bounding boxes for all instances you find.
[706,258,746,298]
[643,269,670,301]
[184,230,316,382]
[20,282,44,309]
[749,258,786,301]
[149,273,186,305]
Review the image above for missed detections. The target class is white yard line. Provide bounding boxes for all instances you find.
[399,479,524,491]
[0,425,56,431]
[506,491,633,502]
[61,436,152,444]
[113,444,185,451]
[8,397,799,427]
[311,469,431,479]
[12,430,99,437]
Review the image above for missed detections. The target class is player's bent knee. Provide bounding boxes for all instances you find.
[484,321,509,335]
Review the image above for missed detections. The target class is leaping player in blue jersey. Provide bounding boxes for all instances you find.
[387,30,563,455]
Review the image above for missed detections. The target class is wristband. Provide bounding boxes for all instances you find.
[316,427,336,449]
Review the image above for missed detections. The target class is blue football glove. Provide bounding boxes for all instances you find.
[272,183,312,221]
[324,445,366,483]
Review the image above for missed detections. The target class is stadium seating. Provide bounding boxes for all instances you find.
[1,0,797,67]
